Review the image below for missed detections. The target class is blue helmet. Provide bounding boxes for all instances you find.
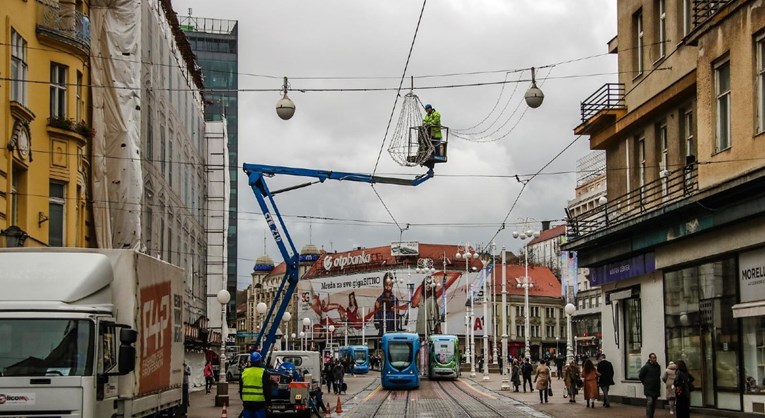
[278,362,296,373]
[424,104,433,110]
[250,352,262,364]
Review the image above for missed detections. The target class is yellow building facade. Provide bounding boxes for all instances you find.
[2,0,91,247]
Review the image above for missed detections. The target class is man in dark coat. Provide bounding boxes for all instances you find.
[596,353,615,407]
[522,359,534,392]
[639,353,662,418]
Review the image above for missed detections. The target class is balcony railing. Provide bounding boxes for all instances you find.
[36,0,90,52]
[693,0,732,27]
[567,163,699,241]
[580,83,625,124]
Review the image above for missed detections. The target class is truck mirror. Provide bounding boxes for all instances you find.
[120,328,138,344]
[118,346,136,374]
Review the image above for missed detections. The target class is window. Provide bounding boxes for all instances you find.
[681,0,692,37]
[50,63,68,119]
[160,124,166,174]
[11,167,26,225]
[531,306,540,317]
[168,135,174,187]
[656,0,666,59]
[546,307,556,318]
[76,71,82,122]
[624,296,642,379]
[757,35,765,134]
[516,306,525,317]
[715,59,731,151]
[531,325,540,338]
[546,325,556,338]
[658,122,668,195]
[11,30,28,105]
[681,108,696,159]
[49,182,66,247]
[516,325,525,338]
[633,10,644,76]
[147,104,153,162]
[638,137,646,188]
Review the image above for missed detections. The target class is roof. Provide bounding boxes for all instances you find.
[492,264,562,299]
[528,224,566,246]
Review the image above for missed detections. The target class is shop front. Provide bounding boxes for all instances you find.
[733,247,765,414]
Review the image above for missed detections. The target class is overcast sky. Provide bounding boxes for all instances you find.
[172,0,618,289]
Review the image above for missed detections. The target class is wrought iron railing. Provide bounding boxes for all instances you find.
[580,83,626,124]
[567,163,699,241]
[693,0,732,26]
[36,0,90,51]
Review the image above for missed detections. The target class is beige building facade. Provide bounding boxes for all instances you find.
[567,0,765,414]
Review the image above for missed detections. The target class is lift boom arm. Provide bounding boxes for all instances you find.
[243,163,433,356]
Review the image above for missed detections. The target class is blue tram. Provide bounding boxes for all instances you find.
[338,345,370,374]
[427,334,460,379]
[380,332,420,390]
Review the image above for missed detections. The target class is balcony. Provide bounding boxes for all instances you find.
[692,0,732,27]
[36,0,90,57]
[567,163,699,241]
[575,83,626,137]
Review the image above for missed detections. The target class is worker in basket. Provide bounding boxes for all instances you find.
[422,103,444,169]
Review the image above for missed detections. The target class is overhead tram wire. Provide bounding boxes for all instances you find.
[369,0,429,239]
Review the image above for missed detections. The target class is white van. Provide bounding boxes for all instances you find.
[270,350,323,391]
[226,353,251,382]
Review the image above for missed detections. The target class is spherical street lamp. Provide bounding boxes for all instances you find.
[215,289,231,406]
[299,331,306,350]
[513,224,540,361]
[524,67,544,109]
[565,303,576,363]
[276,76,295,120]
[328,325,335,353]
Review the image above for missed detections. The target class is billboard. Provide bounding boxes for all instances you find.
[296,269,493,340]
[390,241,419,257]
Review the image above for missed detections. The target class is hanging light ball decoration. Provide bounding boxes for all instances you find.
[524,67,544,109]
[276,76,296,120]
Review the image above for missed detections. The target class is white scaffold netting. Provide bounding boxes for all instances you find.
[387,92,433,167]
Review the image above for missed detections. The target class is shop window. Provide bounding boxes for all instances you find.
[743,317,765,393]
[624,296,642,379]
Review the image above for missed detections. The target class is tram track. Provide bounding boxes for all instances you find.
[435,379,508,417]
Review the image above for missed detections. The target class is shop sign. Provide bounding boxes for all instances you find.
[391,241,419,257]
[590,253,655,286]
[739,248,765,303]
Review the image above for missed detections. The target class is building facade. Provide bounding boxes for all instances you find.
[566,0,765,414]
[181,16,239,326]
[2,0,93,248]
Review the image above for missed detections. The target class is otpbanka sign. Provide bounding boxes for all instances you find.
[323,251,372,271]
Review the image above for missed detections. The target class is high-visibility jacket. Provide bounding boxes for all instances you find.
[241,367,266,402]
[423,110,442,139]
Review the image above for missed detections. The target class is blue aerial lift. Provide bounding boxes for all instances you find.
[243,163,437,357]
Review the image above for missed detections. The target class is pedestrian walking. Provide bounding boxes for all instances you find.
[673,360,695,418]
[332,361,345,394]
[639,352,662,418]
[204,360,214,394]
[511,360,521,392]
[596,353,615,408]
[564,360,581,403]
[582,358,600,408]
[534,360,551,404]
[323,361,334,394]
[522,359,534,392]
[662,361,678,415]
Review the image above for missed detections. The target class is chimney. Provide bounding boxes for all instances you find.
[541,220,551,231]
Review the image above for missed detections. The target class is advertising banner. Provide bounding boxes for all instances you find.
[296,269,492,339]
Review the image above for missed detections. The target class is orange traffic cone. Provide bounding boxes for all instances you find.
[335,396,343,414]
[326,402,332,417]
[220,403,228,418]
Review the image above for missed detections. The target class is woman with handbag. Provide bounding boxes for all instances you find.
[673,360,695,418]
[564,360,581,403]
[534,360,551,404]
[582,359,600,408]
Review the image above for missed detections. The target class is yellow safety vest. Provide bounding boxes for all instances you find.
[241,367,266,402]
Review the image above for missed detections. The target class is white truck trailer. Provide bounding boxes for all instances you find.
[0,249,185,417]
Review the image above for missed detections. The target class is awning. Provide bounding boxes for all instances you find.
[732,301,765,318]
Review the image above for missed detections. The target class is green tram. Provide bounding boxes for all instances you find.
[427,334,460,380]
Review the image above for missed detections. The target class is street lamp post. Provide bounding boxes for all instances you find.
[513,226,539,361]
[215,289,231,407]
[481,251,490,382]
[329,325,335,355]
[300,331,306,350]
[456,244,479,378]
[281,311,292,351]
[500,247,510,391]
[565,303,576,363]
[491,242,498,366]
[302,317,311,351]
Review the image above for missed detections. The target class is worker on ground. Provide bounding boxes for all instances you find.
[240,352,272,418]
[422,103,443,169]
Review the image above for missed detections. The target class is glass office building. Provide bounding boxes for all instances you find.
[181,16,239,323]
